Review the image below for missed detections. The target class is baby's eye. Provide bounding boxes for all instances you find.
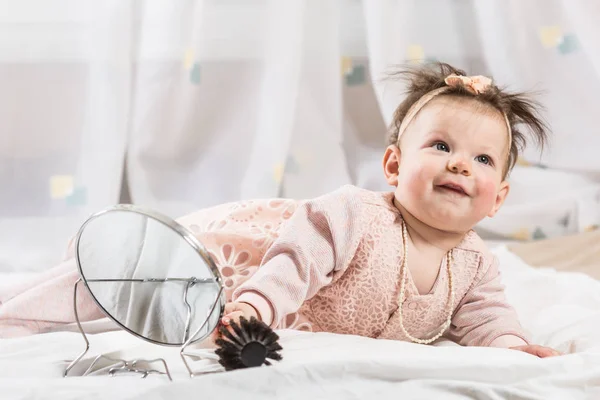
[433,142,449,152]
[476,155,492,165]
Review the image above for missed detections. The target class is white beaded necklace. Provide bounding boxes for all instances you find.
[397,220,455,344]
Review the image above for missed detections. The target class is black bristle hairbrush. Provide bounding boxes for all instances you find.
[214,316,283,371]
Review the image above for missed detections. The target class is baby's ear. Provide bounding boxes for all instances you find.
[382,145,401,186]
[488,180,510,217]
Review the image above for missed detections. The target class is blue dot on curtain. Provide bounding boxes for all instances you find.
[557,34,579,55]
[66,187,87,207]
[190,63,201,85]
[532,227,547,240]
[345,64,365,86]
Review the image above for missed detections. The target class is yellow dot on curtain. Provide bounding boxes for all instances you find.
[539,26,563,48]
[584,225,598,232]
[516,157,532,167]
[183,48,195,70]
[510,228,530,241]
[407,45,425,63]
[340,57,353,77]
[273,163,285,184]
[50,175,74,199]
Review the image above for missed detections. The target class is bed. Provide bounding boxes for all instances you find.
[0,243,599,399]
[508,229,600,280]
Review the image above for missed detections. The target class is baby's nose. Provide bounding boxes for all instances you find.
[447,157,471,175]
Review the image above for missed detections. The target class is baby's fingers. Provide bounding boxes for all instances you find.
[221,310,244,326]
[539,347,561,358]
[223,302,238,316]
[512,345,561,358]
[210,311,242,344]
[527,345,560,358]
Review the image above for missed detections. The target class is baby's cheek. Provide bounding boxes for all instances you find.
[476,179,500,205]
[404,168,430,195]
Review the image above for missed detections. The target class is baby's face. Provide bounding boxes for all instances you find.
[394,96,510,233]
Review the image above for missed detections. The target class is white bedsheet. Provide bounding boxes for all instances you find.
[1,246,599,399]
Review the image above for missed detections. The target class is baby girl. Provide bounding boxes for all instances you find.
[220,62,559,357]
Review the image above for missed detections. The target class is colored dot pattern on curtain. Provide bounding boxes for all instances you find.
[557,34,579,55]
[65,187,87,207]
[49,175,87,207]
[407,44,425,64]
[273,163,284,184]
[341,57,366,86]
[516,156,548,169]
[340,56,352,76]
[510,228,530,241]
[183,49,194,70]
[538,26,579,55]
[183,48,201,84]
[532,227,547,240]
[190,63,201,84]
[49,175,74,199]
[272,155,302,185]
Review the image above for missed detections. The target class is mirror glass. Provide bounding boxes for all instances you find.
[76,206,224,346]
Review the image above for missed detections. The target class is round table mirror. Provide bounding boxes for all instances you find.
[75,205,225,346]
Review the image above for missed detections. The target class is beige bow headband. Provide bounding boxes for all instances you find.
[396,73,512,147]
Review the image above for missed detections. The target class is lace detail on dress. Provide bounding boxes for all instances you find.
[175,198,299,301]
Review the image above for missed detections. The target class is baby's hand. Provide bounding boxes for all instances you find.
[510,344,561,358]
[210,301,259,343]
[221,301,259,326]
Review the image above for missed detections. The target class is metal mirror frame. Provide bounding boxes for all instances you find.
[64,204,227,379]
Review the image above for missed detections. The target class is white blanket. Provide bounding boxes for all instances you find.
[1,246,599,399]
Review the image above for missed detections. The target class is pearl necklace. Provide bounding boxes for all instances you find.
[397,220,455,344]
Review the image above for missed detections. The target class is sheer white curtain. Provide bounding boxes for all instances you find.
[2,0,600,273]
[126,0,352,217]
[0,0,359,273]
[0,1,131,272]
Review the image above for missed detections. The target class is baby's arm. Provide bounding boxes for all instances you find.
[446,254,559,357]
[230,188,364,327]
[445,254,528,346]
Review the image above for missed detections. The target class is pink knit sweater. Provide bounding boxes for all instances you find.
[232,185,529,347]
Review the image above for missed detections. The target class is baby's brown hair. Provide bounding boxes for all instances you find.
[387,62,549,177]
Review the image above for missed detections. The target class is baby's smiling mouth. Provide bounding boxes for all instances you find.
[435,182,469,197]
